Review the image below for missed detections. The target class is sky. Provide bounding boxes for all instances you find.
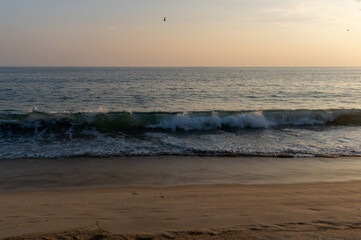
[0,0,361,67]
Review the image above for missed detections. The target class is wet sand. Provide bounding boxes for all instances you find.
[2,156,361,239]
[3,156,361,191]
[2,180,361,239]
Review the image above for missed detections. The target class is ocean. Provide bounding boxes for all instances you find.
[1,67,361,160]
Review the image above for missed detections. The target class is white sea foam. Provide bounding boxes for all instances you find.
[1,109,361,159]
[148,111,341,130]
[222,112,272,128]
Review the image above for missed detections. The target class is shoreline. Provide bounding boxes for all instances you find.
[3,181,361,239]
[2,156,361,192]
[3,156,361,239]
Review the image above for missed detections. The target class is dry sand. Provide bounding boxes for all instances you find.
[2,181,361,239]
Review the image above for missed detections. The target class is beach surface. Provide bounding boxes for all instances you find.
[2,158,361,239]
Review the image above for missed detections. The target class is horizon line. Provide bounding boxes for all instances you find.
[1,66,361,68]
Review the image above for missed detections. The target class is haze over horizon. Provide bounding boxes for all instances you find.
[1,0,361,67]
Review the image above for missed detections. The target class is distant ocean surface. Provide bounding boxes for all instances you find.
[1,67,361,159]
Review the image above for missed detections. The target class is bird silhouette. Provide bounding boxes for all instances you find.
[164,17,167,22]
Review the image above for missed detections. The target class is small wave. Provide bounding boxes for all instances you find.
[149,111,272,130]
[0,109,361,137]
[147,109,361,130]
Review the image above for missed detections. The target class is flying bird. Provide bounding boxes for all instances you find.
[163,17,167,22]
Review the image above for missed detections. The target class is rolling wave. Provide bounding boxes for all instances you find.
[1,109,361,159]
[0,109,360,138]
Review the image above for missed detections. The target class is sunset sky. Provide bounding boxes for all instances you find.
[1,0,361,67]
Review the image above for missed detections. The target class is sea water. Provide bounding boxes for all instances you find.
[1,67,361,159]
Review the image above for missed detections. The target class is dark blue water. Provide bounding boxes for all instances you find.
[1,67,361,159]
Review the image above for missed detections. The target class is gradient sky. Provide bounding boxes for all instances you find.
[1,0,361,67]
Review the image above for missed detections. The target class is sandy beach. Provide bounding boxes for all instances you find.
[2,0,361,237]
[2,164,361,239]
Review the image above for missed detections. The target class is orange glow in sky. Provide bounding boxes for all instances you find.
[1,0,361,66]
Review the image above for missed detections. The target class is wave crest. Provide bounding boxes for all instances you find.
[0,109,360,136]
[149,112,272,130]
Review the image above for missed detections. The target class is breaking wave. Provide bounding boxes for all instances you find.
[1,109,361,137]
[1,109,361,159]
